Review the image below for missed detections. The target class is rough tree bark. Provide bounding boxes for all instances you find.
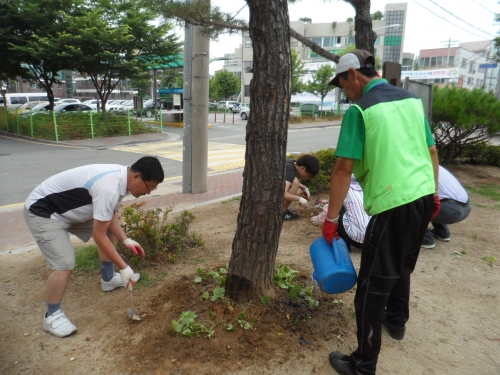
[345,0,376,54]
[225,0,291,302]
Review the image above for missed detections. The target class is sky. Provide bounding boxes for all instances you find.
[200,0,499,74]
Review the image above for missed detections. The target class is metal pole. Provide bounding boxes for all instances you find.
[182,0,193,194]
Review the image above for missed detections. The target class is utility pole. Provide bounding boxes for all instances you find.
[182,3,193,194]
[440,38,459,67]
[182,0,209,194]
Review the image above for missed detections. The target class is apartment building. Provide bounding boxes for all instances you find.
[235,3,408,103]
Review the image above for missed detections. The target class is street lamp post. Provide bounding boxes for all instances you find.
[373,24,401,31]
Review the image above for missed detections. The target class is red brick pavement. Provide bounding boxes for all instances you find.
[0,170,243,253]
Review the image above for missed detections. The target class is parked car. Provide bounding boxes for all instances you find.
[233,103,249,113]
[218,100,240,111]
[134,99,159,118]
[58,98,81,104]
[21,102,52,115]
[108,100,130,112]
[240,107,250,120]
[53,103,96,114]
[208,102,218,111]
[11,101,48,114]
[300,103,321,118]
[115,100,134,115]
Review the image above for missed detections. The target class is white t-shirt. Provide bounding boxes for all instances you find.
[25,164,128,223]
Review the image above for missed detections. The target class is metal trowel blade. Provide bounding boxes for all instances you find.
[128,308,142,321]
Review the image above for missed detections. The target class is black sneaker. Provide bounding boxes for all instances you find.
[429,228,450,242]
[328,352,356,375]
[283,209,299,221]
[382,313,406,340]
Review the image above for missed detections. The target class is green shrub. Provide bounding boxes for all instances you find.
[288,148,338,194]
[118,203,205,265]
[0,110,157,141]
[462,142,500,167]
[432,86,500,163]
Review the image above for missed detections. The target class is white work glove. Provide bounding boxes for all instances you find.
[298,197,308,207]
[119,265,136,287]
[302,187,311,200]
[311,215,321,225]
[123,238,145,258]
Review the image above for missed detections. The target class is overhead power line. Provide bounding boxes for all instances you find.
[469,0,496,15]
[426,0,496,38]
[411,0,495,41]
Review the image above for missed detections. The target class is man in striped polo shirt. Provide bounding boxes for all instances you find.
[322,50,440,375]
[24,156,164,337]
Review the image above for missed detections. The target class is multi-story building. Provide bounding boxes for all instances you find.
[234,2,408,103]
[416,41,495,92]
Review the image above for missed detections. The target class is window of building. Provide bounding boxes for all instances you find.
[244,61,253,72]
[291,38,298,47]
[323,37,334,47]
[462,58,466,68]
[374,36,381,46]
[469,63,475,74]
[344,36,355,46]
[244,85,250,97]
[467,77,473,84]
[311,37,322,46]
[436,56,443,66]
[448,56,454,66]
[430,57,436,66]
[244,36,252,48]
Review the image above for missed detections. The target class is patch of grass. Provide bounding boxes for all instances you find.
[471,202,487,208]
[135,272,156,288]
[221,195,241,204]
[464,183,500,201]
[74,244,100,273]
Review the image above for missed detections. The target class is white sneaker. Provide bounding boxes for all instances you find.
[44,310,77,338]
[101,272,140,292]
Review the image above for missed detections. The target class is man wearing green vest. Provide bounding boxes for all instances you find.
[322,50,440,375]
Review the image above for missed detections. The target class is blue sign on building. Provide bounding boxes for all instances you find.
[479,63,498,69]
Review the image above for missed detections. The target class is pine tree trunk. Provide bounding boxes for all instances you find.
[347,0,376,54]
[226,0,291,302]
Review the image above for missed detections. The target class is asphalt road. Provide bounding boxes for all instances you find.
[0,120,340,207]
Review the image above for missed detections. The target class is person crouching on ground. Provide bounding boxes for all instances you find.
[283,154,320,220]
[24,156,164,338]
[421,165,471,248]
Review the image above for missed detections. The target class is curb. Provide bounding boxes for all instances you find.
[147,120,212,129]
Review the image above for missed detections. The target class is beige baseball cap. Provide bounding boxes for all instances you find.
[329,49,376,87]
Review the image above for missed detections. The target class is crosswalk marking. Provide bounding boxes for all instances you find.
[111,141,246,173]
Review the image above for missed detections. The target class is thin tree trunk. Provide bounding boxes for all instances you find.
[226,0,291,302]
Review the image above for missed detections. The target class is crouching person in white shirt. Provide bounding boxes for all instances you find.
[24,156,164,337]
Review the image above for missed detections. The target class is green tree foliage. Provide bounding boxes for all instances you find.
[432,85,500,163]
[209,70,240,102]
[291,49,307,94]
[62,0,181,111]
[305,64,335,117]
[371,11,383,20]
[1,0,84,108]
[130,74,152,97]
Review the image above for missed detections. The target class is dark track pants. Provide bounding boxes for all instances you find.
[349,194,434,375]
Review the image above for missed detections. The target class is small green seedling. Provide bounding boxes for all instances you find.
[481,255,496,267]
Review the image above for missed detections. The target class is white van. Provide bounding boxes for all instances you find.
[0,93,61,108]
[217,100,240,111]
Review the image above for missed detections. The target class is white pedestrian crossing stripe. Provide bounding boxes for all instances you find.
[111,141,246,173]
